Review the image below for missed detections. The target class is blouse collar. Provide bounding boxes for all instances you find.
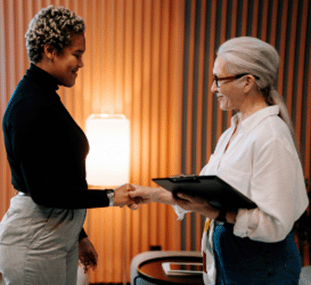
[231,105,280,133]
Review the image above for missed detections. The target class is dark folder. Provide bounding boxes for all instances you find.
[152,175,257,211]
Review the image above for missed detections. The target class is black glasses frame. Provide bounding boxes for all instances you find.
[213,73,259,88]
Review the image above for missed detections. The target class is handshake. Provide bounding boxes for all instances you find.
[111,183,175,209]
[111,183,220,220]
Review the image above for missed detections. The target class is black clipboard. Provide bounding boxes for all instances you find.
[152,175,257,211]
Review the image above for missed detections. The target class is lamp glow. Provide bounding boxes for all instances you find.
[86,114,130,187]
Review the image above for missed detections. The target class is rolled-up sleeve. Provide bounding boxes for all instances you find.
[233,137,308,242]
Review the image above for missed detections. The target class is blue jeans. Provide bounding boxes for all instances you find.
[213,223,301,285]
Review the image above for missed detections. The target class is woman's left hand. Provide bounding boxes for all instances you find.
[174,192,220,219]
[79,237,98,273]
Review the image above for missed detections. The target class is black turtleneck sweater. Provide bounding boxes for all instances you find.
[3,64,112,240]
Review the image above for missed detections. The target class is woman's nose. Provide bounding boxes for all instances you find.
[211,80,218,93]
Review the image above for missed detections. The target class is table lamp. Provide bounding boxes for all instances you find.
[85,114,130,187]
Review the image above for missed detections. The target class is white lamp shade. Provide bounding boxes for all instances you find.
[86,114,130,187]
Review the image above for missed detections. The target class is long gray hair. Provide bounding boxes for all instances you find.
[217,37,298,153]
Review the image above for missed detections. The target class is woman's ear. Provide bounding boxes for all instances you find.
[243,74,257,93]
[43,44,56,60]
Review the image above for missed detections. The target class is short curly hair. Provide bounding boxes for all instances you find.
[25,5,86,63]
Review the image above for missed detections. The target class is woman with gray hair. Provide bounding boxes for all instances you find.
[130,37,308,284]
[0,5,138,285]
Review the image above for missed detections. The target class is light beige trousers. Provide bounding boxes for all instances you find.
[0,195,86,285]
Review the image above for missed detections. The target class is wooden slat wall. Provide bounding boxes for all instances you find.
[1,0,311,283]
[0,0,184,283]
[180,0,311,265]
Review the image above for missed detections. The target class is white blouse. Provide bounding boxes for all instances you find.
[174,105,309,284]
[200,105,308,242]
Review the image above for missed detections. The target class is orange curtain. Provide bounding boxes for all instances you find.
[0,0,184,283]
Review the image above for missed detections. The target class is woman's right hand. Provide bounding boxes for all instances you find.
[113,183,140,209]
[173,192,219,218]
[129,185,175,205]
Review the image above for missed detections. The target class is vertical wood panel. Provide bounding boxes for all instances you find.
[195,0,207,251]
[286,0,299,117]
[149,0,161,249]
[240,0,248,36]
[276,0,288,97]
[185,0,196,251]
[184,0,196,176]
[0,0,10,217]
[181,0,311,266]
[269,0,278,47]
[260,0,269,41]
[166,0,184,251]
[195,0,206,176]
[251,0,259,37]
[295,0,308,145]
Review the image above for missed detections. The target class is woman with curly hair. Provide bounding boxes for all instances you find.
[0,5,138,284]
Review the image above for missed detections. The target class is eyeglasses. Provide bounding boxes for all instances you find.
[213,73,259,88]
